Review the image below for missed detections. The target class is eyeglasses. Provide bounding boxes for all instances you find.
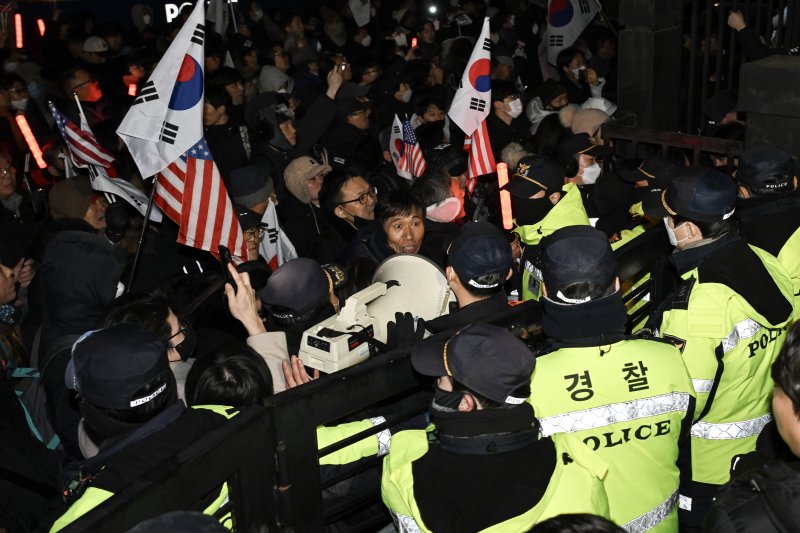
[338,186,377,206]
[244,227,267,240]
[273,50,289,58]
[71,77,97,92]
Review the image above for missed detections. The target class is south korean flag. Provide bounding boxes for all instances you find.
[546,0,599,65]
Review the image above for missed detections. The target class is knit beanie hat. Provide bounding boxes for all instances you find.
[564,108,610,137]
[49,176,94,220]
[284,156,331,204]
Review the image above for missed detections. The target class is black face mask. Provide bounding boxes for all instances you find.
[432,387,464,411]
[512,196,555,226]
[174,326,197,361]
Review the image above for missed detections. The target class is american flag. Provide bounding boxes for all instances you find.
[49,102,114,168]
[155,138,247,261]
[402,116,427,178]
[463,118,496,191]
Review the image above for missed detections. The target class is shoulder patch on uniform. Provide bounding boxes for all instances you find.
[562,452,574,465]
[662,334,687,353]
[667,277,696,311]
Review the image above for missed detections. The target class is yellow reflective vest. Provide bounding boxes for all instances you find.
[381,428,610,532]
[529,339,695,532]
[659,245,794,486]
[515,183,590,301]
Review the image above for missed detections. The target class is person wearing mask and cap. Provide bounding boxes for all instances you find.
[556,47,605,106]
[380,322,611,532]
[278,155,336,261]
[645,167,794,530]
[486,80,527,158]
[555,133,610,220]
[735,144,800,312]
[503,155,590,302]
[529,225,695,533]
[526,79,570,135]
[424,222,515,335]
[51,323,238,531]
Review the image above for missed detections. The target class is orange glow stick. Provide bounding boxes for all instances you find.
[14,13,22,48]
[37,19,45,37]
[15,115,47,169]
[497,162,513,230]
[128,83,137,96]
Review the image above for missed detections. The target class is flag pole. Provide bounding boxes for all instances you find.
[126,178,158,293]
[73,92,115,203]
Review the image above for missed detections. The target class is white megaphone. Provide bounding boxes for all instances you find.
[299,254,454,373]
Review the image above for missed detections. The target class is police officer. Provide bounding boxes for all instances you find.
[502,155,590,302]
[382,322,611,532]
[648,166,794,529]
[528,225,695,532]
[735,144,800,312]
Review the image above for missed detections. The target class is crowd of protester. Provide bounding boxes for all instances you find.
[1,1,800,532]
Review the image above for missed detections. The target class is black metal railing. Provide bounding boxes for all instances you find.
[59,224,674,532]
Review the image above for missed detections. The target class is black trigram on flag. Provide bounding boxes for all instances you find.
[159,121,179,144]
[549,35,564,47]
[134,81,158,105]
[482,38,492,52]
[393,125,401,134]
[267,227,278,244]
[578,0,591,14]
[469,98,486,112]
[191,23,205,46]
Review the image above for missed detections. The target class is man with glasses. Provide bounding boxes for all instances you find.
[318,170,378,262]
[59,67,111,128]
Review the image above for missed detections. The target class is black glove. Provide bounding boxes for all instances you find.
[104,201,130,243]
[385,312,426,353]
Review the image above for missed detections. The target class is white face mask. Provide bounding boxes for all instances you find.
[506,98,523,118]
[252,9,264,21]
[142,14,151,25]
[10,98,27,111]
[393,33,408,48]
[663,218,690,247]
[401,88,413,103]
[580,162,601,184]
[571,65,586,79]
[361,35,372,47]
[115,282,126,298]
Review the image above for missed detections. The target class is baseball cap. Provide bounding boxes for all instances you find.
[620,156,679,187]
[736,144,795,195]
[502,155,564,198]
[538,225,617,304]
[411,322,534,404]
[555,133,608,160]
[260,258,330,316]
[82,36,110,54]
[234,204,263,231]
[65,323,171,410]
[336,98,370,123]
[646,166,737,222]
[447,222,513,289]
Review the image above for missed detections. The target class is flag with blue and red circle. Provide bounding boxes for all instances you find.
[117,0,208,179]
[447,17,492,137]
[546,0,598,64]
